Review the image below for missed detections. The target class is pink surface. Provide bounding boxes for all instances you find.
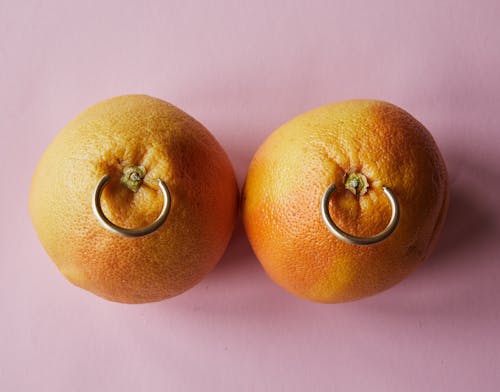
[1,1,500,391]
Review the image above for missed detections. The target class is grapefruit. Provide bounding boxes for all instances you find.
[242,100,448,303]
[30,95,238,303]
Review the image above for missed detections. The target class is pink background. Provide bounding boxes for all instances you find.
[1,1,500,391]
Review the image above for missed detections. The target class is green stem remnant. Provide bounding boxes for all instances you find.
[345,172,369,196]
[120,165,146,192]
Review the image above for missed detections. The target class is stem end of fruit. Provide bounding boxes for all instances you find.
[120,166,146,192]
[345,172,369,196]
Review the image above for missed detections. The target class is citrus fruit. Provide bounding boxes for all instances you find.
[242,100,448,303]
[30,95,238,303]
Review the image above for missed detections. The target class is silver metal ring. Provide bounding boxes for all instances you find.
[321,184,400,245]
[92,174,171,238]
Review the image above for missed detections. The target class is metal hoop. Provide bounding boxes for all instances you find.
[92,174,171,238]
[321,184,400,245]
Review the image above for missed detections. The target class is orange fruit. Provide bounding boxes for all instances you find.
[30,95,238,303]
[242,100,448,303]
